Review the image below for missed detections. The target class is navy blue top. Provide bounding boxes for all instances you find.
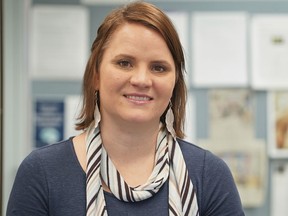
[7,138,244,216]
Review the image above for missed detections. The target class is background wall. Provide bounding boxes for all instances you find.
[4,0,288,215]
[3,0,31,214]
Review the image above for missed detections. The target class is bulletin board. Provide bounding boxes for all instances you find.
[30,1,288,216]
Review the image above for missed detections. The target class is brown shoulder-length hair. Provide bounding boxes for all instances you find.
[76,1,187,138]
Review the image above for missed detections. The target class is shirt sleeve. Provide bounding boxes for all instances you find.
[6,151,49,216]
[201,150,245,216]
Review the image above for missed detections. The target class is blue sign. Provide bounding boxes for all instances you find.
[35,100,64,148]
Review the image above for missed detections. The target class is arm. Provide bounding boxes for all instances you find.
[201,151,245,216]
[6,151,49,216]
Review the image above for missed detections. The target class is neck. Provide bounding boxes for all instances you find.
[100,120,160,157]
[99,119,160,186]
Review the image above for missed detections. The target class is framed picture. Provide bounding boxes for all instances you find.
[268,91,288,158]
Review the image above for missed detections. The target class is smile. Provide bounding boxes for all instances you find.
[125,95,152,101]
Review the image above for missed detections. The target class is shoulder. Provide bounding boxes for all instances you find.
[33,138,73,155]
[8,138,86,215]
[19,139,77,178]
[177,138,227,171]
[177,139,244,215]
[177,138,234,186]
[15,137,83,194]
[25,138,74,163]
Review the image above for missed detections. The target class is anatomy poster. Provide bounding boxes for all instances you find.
[199,89,266,207]
[268,91,288,158]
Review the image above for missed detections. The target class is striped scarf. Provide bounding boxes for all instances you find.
[86,124,199,215]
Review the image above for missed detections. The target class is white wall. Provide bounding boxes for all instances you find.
[3,0,32,214]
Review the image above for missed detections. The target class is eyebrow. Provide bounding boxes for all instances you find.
[150,60,172,66]
[114,54,173,66]
[113,54,135,60]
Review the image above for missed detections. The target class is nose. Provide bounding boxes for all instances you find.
[129,66,152,88]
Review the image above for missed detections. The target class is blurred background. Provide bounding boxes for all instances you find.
[2,0,288,215]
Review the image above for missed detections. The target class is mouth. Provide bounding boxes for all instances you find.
[124,94,153,102]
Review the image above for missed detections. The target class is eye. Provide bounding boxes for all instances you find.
[118,60,132,68]
[152,64,166,73]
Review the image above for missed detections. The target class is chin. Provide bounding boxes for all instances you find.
[123,116,156,125]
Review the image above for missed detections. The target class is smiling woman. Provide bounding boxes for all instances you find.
[7,2,244,216]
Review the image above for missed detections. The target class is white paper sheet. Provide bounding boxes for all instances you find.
[166,12,190,86]
[166,12,189,57]
[271,163,288,216]
[30,6,89,80]
[81,0,129,4]
[251,15,288,89]
[192,12,248,87]
[64,95,82,139]
[185,93,196,144]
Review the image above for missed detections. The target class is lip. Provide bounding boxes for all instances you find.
[124,93,153,104]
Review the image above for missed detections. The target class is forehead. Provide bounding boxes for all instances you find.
[106,22,169,52]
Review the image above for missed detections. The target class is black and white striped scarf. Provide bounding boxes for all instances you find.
[86,123,199,215]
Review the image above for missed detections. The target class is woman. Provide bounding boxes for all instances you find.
[7,2,244,215]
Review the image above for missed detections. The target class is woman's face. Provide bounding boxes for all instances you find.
[96,22,176,127]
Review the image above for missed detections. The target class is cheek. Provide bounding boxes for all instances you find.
[99,73,124,93]
[156,81,175,101]
[165,76,176,97]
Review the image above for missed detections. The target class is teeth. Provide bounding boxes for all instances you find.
[126,95,150,101]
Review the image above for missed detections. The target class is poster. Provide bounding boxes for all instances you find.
[207,89,255,140]
[166,11,190,86]
[200,138,266,207]
[251,15,288,89]
[192,12,248,87]
[198,89,266,207]
[166,12,188,56]
[271,162,288,216]
[34,100,64,148]
[268,91,288,158]
[30,5,89,79]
